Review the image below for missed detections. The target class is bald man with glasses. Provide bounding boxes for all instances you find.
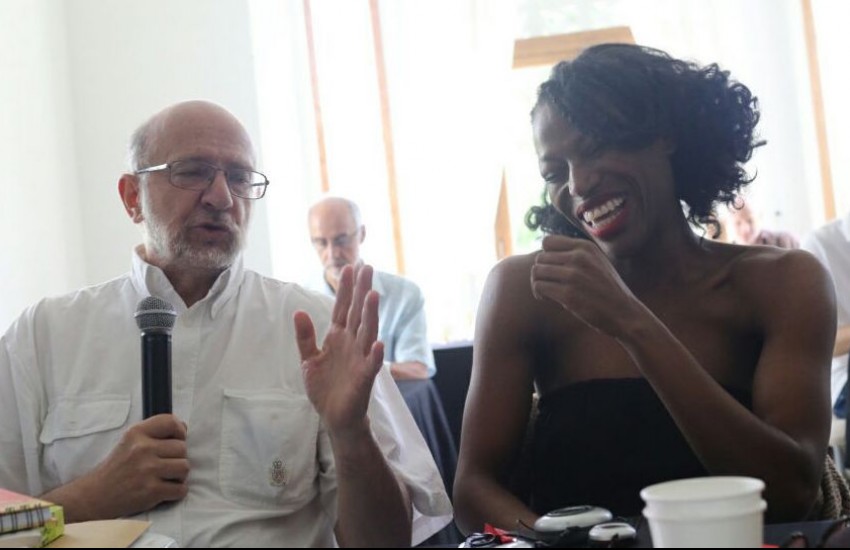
[307,196,436,380]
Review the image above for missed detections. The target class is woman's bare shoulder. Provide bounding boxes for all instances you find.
[491,252,537,276]
[729,245,828,287]
[477,252,551,336]
[482,253,538,300]
[724,245,833,312]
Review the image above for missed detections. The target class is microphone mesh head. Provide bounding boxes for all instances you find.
[135,296,177,331]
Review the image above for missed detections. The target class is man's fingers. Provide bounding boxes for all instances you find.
[293,310,320,360]
[357,290,380,356]
[331,266,354,327]
[159,458,191,482]
[156,438,188,459]
[140,414,188,440]
[158,478,190,502]
[367,340,385,377]
[347,264,372,333]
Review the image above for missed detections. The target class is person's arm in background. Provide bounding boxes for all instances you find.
[754,229,800,249]
[295,265,412,547]
[390,360,429,379]
[835,325,850,357]
[387,280,436,380]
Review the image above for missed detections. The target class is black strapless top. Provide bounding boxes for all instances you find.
[529,378,752,517]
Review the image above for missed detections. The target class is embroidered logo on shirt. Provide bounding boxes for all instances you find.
[269,458,286,487]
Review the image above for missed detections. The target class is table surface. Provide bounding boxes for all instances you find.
[426,519,838,548]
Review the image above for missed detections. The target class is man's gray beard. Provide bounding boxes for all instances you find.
[152,227,242,270]
[141,195,243,271]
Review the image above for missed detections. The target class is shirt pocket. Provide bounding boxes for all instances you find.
[219,388,320,510]
[39,395,131,485]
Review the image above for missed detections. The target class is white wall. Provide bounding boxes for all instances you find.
[64,0,272,287]
[0,0,86,330]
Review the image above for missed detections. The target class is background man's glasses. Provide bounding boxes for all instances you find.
[135,159,269,199]
[311,231,359,251]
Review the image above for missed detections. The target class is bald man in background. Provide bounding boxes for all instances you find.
[307,196,436,380]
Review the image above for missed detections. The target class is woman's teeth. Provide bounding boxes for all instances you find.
[582,197,625,226]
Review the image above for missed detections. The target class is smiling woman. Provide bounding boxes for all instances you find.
[453,43,836,534]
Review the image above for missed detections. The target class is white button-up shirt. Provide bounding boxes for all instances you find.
[800,214,850,403]
[802,212,850,406]
[0,249,452,547]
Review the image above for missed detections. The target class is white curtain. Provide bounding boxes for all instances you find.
[378,0,517,341]
[812,0,850,218]
[248,0,320,286]
[249,0,517,342]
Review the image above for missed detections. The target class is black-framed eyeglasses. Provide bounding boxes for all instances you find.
[135,159,269,200]
[311,231,360,251]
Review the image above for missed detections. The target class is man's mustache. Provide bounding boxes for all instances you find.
[188,214,238,232]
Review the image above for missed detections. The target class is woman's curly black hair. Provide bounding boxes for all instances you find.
[526,43,765,237]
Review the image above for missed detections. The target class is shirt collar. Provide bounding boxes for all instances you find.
[371,269,385,297]
[130,245,245,318]
[841,211,850,242]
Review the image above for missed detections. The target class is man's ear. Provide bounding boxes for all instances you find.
[359,225,366,244]
[119,174,144,223]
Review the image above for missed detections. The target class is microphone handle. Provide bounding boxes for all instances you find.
[141,331,172,418]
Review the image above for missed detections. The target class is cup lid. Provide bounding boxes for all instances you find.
[640,476,765,503]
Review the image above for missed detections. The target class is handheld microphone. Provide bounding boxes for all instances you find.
[135,296,177,419]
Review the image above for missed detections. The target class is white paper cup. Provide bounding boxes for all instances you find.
[641,477,766,548]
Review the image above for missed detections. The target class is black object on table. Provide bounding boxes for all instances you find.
[432,520,840,548]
